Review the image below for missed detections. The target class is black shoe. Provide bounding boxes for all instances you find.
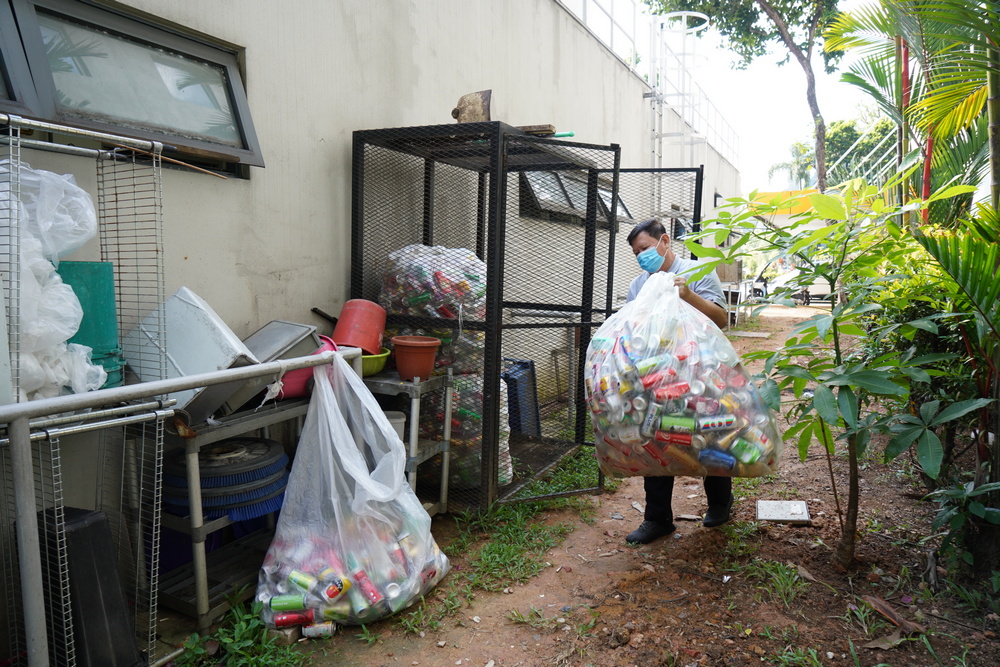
[703,495,733,528]
[626,520,676,544]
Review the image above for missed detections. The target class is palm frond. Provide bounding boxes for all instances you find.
[917,230,1000,338]
[908,75,988,138]
[840,55,904,124]
[824,4,897,53]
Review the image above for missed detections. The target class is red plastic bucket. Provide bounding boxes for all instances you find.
[332,300,386,356]
[278,336,337,399]
[391,336,441,382]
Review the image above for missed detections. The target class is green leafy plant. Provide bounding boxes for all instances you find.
[927,481,1000,564]
[172,595,307,666]
[689,178,974,568]
[885,399,993,478]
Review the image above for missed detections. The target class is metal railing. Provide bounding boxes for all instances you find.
[558,0,740,167]
[0,349,358,667]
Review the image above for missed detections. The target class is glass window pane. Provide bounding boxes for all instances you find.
[526,171,569,206]
[562,176,589,210]
[0,67,8,99]
[37,12,242,147]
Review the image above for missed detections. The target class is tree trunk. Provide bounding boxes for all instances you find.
[833,434,860,568]
[989,47,999,219]
[756,0,827,192]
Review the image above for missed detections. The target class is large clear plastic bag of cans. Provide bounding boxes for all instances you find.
[256,355,448,631]
[585,273,782,478]
[380,244,487,321]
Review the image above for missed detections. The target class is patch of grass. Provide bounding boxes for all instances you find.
[517,449,617,499]
[840,597,890,638]
[507,606,561,630]
[743,559,809,608]
[946,577,1000,615]
[396,580,472,635]
[354,624,380,646]
[467,517,573,591]
[757,624,799,642]
[727,315,765,333]
[732,473,778,501]
[173,591,307,666]
[449,502,574,593]
[768,646,823,666]
[720,520,761,559]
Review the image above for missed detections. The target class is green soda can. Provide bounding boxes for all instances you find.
[659,415,696,434]
[729,437,764,464]
[269,594,307,611]
[288,569,319,593]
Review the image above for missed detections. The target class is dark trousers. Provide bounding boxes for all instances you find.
[643,475,732,525]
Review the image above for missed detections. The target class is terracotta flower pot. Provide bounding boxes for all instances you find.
[391,336,441,382]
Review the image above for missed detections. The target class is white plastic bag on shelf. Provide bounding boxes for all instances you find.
[585,272,782,478]
[19,237,83,353]
[19,343,106,401]
[257,355,448,630]
[17,235,107,401]
[9,159,97,265]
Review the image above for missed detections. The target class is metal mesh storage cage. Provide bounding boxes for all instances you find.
[352,121,622,509]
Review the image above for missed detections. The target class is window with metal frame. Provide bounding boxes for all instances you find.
[521,170,630,226]
[2,0,263,169]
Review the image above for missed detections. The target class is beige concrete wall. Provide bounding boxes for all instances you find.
[31,0,737,338]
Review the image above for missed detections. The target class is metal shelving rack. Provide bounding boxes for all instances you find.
[1,113,167,664]
[158,349,363,632]
[362,369,452,516]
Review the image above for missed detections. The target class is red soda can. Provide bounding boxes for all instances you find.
[641,442,672,466]
[420,566,438,583]
[640,370,673,389]
[653,381,690,401]
[352,568,384,605]
[655,430,693,446]
[274,609,314,628]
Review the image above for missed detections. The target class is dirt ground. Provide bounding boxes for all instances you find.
[163,306,1000,666]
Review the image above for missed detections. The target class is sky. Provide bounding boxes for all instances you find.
[685,7,872,194]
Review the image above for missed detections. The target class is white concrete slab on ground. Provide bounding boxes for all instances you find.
[756,500,811,524]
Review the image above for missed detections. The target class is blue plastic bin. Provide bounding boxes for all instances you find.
[501,358,542,437]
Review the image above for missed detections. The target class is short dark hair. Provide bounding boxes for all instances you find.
[626,218,666,246]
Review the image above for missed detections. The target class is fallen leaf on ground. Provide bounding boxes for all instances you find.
[862,595,926,635]
[864,629,905,650]
[791,562,816,582]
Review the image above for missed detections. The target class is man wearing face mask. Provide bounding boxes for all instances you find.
[624,217,733,545]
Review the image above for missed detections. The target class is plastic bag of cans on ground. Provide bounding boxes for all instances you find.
[586,273,782,478]
[256,356,448,632]
[256,521,448,633]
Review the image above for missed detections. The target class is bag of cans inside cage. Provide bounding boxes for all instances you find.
[585,272,782,478]
[256,355,449,630]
